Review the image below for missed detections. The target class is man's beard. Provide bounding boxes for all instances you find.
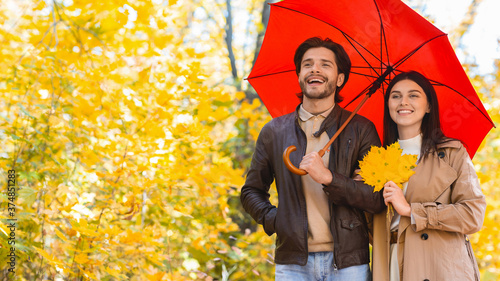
[299,79,336,100]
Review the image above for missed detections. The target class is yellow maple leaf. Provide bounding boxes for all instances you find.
[75,253,89,264]
[359,142,418,192]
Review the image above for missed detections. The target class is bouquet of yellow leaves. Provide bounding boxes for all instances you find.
[358,142,418,216]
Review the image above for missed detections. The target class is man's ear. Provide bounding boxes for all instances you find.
[336,73,345,87]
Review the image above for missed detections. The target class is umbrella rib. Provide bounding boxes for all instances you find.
[372,0,391,78]
[393,34,447,69]
[342,85,372,108]
[343,78,391,108]
[246,69,295,80]
[389,33,493,126]
[429,80,496,127]
[273,5,386,71]
[342,34,384,76]
[352,66,385,69]
[350,71,380,79]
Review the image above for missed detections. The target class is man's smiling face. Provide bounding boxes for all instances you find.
[298,47,344,101]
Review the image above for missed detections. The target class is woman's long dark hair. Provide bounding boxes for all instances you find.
[383,71,449,160]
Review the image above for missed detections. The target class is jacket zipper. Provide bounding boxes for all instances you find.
[297,123,310,263]
[301,143,309,259]
[331,138,351,270]
[326,137,340,271]
[345,139,351,173]
[328,191,339,271]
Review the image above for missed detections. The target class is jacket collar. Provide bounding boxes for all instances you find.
[298,104,335,122]
[436,139,462,149]
[294,103,347,138]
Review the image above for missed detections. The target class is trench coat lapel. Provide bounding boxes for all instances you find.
[404,153,457,203]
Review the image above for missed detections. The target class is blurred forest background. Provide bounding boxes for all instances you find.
[0,0,498,280]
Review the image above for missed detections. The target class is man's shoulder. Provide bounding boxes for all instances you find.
[338,107,375,127]
[335,107,380,145]
[263,111,296,130]
[352,113,374,125]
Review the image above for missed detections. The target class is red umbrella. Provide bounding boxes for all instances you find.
[247,0,494,171]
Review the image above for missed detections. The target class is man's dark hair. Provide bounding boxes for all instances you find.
[294,37,352,103]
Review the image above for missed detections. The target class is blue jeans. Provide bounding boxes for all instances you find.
[275,252,371,281]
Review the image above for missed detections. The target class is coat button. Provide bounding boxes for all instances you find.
[325,191,330,196]
[349,223,354,228]
[438,151,445,158]
[421,233,429,240]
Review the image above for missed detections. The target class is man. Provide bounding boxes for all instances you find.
[240,37,385,280]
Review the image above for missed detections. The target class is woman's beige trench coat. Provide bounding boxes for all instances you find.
[372,140,486,281]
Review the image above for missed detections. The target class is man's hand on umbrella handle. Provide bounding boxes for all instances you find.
[283,146,330,181]
[299,152,333,185]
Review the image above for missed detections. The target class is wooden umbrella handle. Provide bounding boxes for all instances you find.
[283,146,327,175]
[283,94,371,175]
[283,66,392,175]
[283,145,307,175]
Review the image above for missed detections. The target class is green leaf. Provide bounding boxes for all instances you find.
[18,186,38,207]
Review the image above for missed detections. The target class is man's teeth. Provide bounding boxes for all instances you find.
[308,79,324,83]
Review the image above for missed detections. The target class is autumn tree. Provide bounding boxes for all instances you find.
[0,0,271,280]
[467,63,500,280]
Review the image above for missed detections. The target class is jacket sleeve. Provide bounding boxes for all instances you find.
[411,146,486,234]
[240,124,277,236]
[322,119,386,214]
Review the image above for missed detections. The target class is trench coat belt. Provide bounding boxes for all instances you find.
[390,231,398,244]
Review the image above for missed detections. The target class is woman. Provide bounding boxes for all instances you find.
[371,71,486,281]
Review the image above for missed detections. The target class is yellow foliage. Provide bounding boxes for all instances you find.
[359,142,418,192]
[75,253,89,264]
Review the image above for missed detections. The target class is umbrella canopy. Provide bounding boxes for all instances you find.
[247,0,494,158]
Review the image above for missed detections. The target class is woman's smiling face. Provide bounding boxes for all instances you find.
[388,79,431,139]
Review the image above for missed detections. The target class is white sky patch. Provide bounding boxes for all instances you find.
[413,0,500,75]
[79,192,96,204]
[133,97,143,107]
[39,89,49,99]
[461,0,500,74]
[150,156,161,164]
[119,4,137,29]
[173,113,193,126]
[71,204,95,219]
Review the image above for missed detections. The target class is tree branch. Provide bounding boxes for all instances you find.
[224,0,238,82]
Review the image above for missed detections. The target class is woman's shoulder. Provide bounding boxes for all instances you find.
[434,138,472,166]
[435,138,463,150]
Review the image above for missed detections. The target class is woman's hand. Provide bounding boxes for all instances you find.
[383,181,411,217]
[352,169,363,181]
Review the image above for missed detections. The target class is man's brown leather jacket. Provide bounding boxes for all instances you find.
[241,104,385,269]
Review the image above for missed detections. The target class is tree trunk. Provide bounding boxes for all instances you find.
[252,0,272,68]
[450,0,482,49]
[224,0,238,81]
